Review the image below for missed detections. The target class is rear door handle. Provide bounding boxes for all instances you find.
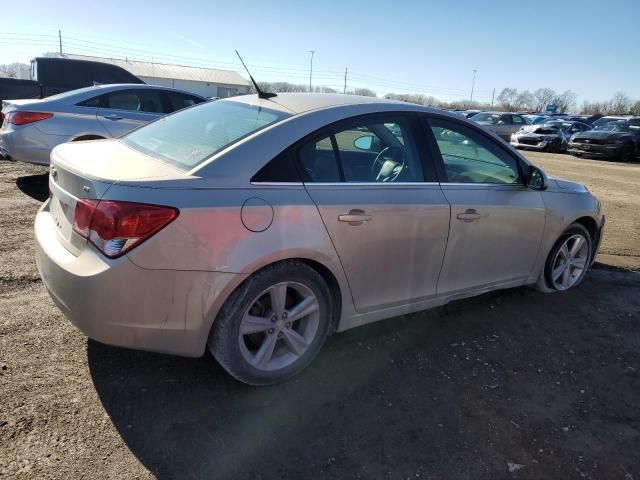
[456,209,482,222]
[103,114,122,121]
[338,209,372,225]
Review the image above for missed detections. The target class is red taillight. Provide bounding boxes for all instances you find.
[72,199,178,258]
[8,111,53,126]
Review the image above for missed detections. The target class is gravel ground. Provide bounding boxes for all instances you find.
[1,153,639,480]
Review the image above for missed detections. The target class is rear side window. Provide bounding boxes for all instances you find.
[77,96,102,108]
[165,92,205,112]
[105,90,164,113]
[511,115,525,124]
[123,100,290,170]
[252,151,301,182]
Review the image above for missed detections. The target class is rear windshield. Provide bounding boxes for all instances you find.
[122,100,290,170]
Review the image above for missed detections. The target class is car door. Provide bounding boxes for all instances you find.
[96,89,165,137]
[298,114,450,313]
[425,116,546,295]
[491,114,513,141]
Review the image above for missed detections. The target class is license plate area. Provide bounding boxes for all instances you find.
[50,195,74,241]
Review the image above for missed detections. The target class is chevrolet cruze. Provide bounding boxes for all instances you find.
[35,93,605,385]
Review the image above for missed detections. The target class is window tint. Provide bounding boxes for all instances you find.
[77,95,102,108]
[123,101,289,170]
[252,150,301,182]
[299,117,423,183]
[299,135,342,182]
[429,118,521,184]
[166,92,204,112]
[105,90,164,113]
[500,115,512,124]
[511,115,525,124]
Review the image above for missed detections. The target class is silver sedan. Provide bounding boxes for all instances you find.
[0,84,205,164]
[35,93,605,385]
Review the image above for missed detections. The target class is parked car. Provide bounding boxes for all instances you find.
[568,118,640,161]
[0,57,143,105]
[35,93,604,385]
[460,109,482,118]
[511,121,592,153]
[0,84,206,164]
[469,111,528,141]
[523,114,551,125]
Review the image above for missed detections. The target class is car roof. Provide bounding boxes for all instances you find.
[42,83,207,103]
[228,92,404,115]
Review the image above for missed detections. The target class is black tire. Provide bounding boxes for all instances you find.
[546,140,560,154]
[619,143,633,162]
[538,223,593,293]
[208,260,332,385]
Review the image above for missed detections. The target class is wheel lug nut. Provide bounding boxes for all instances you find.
[277,332,283,338]
[282,312,288,319]
[268,328,275,334]
[270,316,277,322]
[285,322,291,328]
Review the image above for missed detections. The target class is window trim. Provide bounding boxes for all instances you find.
[421,114,527,186]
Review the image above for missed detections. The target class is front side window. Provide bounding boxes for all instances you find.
[511,115,525,124]
[299,117,424,183]
[123,100,289,170]
[429,118,521,184]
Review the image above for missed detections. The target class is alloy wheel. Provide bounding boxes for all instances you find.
[238,282,320,371]
[550,234,589,290]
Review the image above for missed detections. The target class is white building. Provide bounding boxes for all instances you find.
[59,54,251,98]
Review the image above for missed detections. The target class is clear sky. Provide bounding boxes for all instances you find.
[1,0,639,103]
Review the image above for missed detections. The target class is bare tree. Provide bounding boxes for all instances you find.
[351,88,376,97]
[0,62,31,79]
[550,90,577,113]
[608,91,632,114]
[630,100,640,116]
[516,90,534,111]
[496,88,519,111]
[532,88,556,112]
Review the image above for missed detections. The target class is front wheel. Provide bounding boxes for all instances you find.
[208,261,332,385]
[539,223,592,292]
[619,143,634,162]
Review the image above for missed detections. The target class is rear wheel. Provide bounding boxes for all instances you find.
[208,261,332,385]
[539,223,592,292]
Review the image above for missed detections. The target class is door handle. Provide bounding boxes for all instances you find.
[103,114,122,121]
[456,209,482,222]
[338,209,372,225]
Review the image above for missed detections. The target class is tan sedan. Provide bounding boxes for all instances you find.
[35,93,604,385]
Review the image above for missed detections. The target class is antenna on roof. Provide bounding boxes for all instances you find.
[235,50,277,99]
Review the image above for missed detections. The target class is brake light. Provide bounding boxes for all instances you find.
[7,111,53,126]
[72,199,178,258]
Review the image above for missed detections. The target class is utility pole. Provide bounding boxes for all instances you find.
[58,30,62,55]
[343,67,347,94]
[309,50,315,92]
[491,88,495,108]
[470,69,477,105]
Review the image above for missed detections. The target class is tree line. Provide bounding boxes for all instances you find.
[2,61,638,115]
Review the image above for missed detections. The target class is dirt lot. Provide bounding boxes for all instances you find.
[1,153,639,479]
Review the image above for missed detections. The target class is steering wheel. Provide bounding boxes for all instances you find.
[371,146,405,182]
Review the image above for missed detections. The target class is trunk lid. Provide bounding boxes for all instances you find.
[48,139,185,256]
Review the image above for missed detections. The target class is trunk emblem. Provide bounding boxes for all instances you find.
[50,166,57,177]
[83,186,91,192]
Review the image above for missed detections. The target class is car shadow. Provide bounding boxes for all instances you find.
[16,173,49,202]
[88,270,640,479]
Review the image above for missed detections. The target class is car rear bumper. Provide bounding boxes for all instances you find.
[35,202,245,357]
[0,125,68,165]
[568,143,621,158]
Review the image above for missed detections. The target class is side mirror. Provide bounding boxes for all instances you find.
[354,135,374,151]
[526,165,548,190]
